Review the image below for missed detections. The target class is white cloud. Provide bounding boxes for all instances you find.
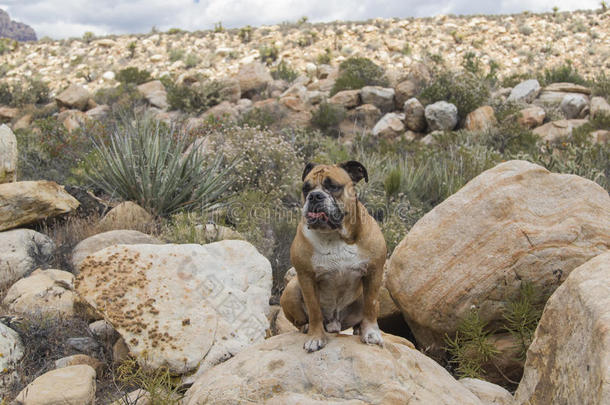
[0,0,602,39]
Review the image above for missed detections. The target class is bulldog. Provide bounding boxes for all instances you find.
[280,161,386,352]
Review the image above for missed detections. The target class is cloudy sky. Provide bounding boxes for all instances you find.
[0,0,602,39]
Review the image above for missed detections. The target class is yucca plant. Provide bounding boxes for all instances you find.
[86,116,236,217]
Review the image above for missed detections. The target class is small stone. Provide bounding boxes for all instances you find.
[404,98,426,132]
[372,112,405,138]
[560,93,589,119]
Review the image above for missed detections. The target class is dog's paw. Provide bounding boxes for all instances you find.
[360,324,383,347]
[304,334,327,352]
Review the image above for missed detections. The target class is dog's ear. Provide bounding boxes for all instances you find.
[302,162,317,181]
[339,161,368,183]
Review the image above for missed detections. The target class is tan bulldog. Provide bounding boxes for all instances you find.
[280,161,386,352]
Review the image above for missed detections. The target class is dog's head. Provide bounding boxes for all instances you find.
[300,161,368,232]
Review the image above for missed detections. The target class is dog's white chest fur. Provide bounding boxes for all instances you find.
[302,226,368,318]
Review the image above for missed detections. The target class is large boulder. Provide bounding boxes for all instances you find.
[590,96,610,119]
[537,82,591,105]
[0,322,24,392]
[236,62,273,97]
[328,89,361,108]
[15,365,96,405]
[517,106,546,129]
[71,229,162,271]
[387,160,610,352]
[560,93,589,119]
[425,101,458,131]
[532,119,588,142]
[76,240,272,376]
[394,80,418,109]
[372,112,405,138]
[137,80,168,110]
[464,106,497,131]
[460,378,515,405]
[0,180,80,231]
[404,97,426,132]
[0,229,55,288]
[0,124,17,184]
[55,83,91,111]
[183,332,484,405]
[3,269,76,317]
[360,86,395,113]
[514,252,610,405]
[507,80,541,103]
[98,201,153,231]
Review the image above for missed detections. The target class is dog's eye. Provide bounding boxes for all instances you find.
[327,184,343,193]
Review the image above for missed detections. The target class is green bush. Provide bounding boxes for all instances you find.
[0,79,50,107]
[259,44,279,65]
[85,115,236,217]
[310,102,346,136]
[94,83,146,108]
[238,107,275,129]
[184,53,200,69]
[168,48,185,62]
[537,61,587,86]
[238,26,253,43]
[419,71,490,121]
[445,309,499,379]
[591,71,610,99]
[116,67,152,85]
[271,61,299,82]
[316,49,332,65]
[0,38,18,55]
[163,78,222,113]
[330,57,388,96]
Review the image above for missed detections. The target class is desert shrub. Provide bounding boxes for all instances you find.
[184,53,200,69]
[238,26,253,43]
[114,357,182,405]
[168,48,185,62]
[500,73,534,88]
[86,115,236,217]
[316,49,332,65]
[537,61,586,86]
[94,84,147,108]
[310,102,345,136]
[127,41,137,58]
[591,71,610,99]
[0,38,18,54]
[502,282,547,360]
[259,44,279,65]
[82,31,95,43]
[163,78,222,113]
[15,117,95,184]
[419,71,490,121]
[330,57,388,96]
[445,309,499,379]
[0,79,50,107]
[116,67,152,85]
[271,61,299,82]
[238,107,275,129]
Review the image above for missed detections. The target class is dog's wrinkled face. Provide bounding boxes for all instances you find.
[301,161,368,232]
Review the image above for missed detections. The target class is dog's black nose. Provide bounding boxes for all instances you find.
[307,191,325,202]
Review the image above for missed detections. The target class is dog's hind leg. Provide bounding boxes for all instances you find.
[280,277,309,332]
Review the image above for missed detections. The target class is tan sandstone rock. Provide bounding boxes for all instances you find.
[532,119,587,142]
[15,365,96,405]
[3,269,76,317]
[76,240,272,376]
[514,252,610,405]
[464,106,497,131]
[236,62,272,96]
[0,180,79,231]
[137,80,168,110]
[55,83,91,111]
[99,201,153,230]
[460,378,515,405]
[387,160,610,353]
[71,229,162,271]
[517,106,545,129]
[0,322,24,393]
[183,332,485,405]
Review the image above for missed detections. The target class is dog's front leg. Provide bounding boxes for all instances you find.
[360,263,383,346]
[298,271,328,352]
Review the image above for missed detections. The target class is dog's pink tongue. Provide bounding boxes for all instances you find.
[307,212,328,221]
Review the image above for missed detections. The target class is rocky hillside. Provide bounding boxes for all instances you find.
[0,9,608,94]
[0,7,609,405]
[0,9,36,42]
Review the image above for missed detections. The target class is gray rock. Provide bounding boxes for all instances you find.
[0,124,17,184]
[137,80,168,110]
[0,322,24,392]
[372,113,405,138]
[404,98,426,132]
[591,96,610,119]
[55,84,91,111]
[89,320,118,342]
[85,104,110,120]
[425,101,458,131]
[361,86,395,113]
[0,229,55,288]
[395,80,418,109]
[67,337,100,353]
[560,94,589,119]
[507,79,541,103]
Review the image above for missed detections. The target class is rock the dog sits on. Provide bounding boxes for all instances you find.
[281,161,386,352]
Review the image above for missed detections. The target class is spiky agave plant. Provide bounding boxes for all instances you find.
[86,115,236,217]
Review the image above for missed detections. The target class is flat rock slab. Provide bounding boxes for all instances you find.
[0,180,79,231]
[15,365,96,405]
[76,240,272,375]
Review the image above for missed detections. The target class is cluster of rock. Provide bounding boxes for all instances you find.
[0,10,608,94]
[1,156,608,403]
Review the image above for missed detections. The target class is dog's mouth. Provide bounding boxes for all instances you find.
[306,211,329,224]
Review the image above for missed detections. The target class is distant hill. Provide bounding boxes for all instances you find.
[0,9,36,41]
